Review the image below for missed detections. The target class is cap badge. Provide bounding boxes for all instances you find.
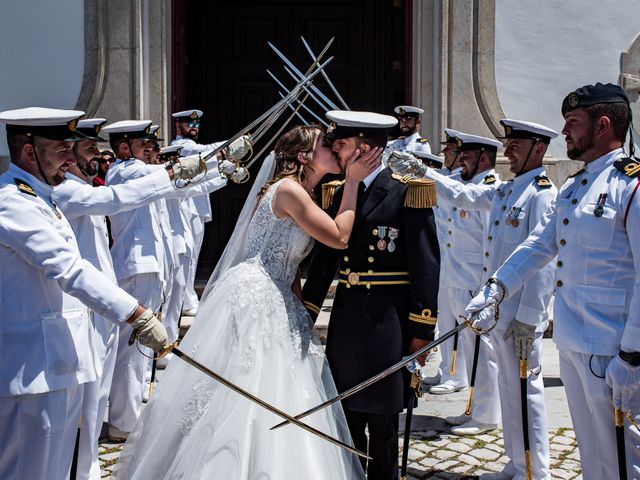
[327,122,336,134]
[67,118,78,131]
[399,108,406,115]
[567,93,579,108]
[504,125,512,135]
[144,126,151,134]
[455,138,463,148]
[190,111,199,119]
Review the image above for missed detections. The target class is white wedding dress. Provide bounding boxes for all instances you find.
[115,178,365,479]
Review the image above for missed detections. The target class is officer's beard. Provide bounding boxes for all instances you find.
[566,125,595,160]
[77,156,99,177]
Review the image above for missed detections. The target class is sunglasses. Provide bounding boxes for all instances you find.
[187,121,201,129]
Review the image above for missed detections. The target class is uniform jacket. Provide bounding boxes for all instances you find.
[0,164,137,395]
[387,131,432,155]
[302,167,440,414]
[495,149,640,354]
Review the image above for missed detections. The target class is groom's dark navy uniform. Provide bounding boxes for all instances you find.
[303,111,440,480]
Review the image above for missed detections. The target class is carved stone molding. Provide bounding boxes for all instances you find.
[76,0,108,116]
[620,32,640,141]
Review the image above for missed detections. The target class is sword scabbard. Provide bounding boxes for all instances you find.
[465,387,474,416]
[449,350,457,376]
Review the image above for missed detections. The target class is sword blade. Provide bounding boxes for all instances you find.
[300,36,350,110]
[271,323,467,430]
[268,70,329,126]
[615,407,628,480]
[279,91,309,125]
[170,346,370,460]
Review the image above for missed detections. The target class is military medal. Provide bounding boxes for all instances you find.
[387,228,399,253]
[459,209,467,218]
[505,206,521,227]
[376,226,387,251]
[594,193,607,217]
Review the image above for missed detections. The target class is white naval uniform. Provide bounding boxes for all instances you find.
[432,168,486,389]
[106,159,170,432]
[171,136,225,311]
[455,166,557,480]
[52,169,175,480]
[387,132,432,155]
[425,168,502,426]
[494,148,640,479]
[0,164,138,480]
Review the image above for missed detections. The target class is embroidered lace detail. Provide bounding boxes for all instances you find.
[178,379,215,434]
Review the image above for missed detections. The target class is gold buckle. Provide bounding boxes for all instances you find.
[348,272,360,285]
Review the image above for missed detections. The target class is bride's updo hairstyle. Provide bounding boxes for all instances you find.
[258,124,323,199]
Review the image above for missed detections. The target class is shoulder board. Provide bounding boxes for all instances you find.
[483,174,496,185]
[568,167,585,178]
[14,179,37,197]
[404,178,436,209]
[534,175,553,188]
[321,180,344,210]
[417,138,429,144]
[391,172,413,184]
[613,157,640,178]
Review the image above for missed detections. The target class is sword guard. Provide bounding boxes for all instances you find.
[156,341,178,360]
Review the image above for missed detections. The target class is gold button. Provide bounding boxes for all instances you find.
[446,243,451,248]
[563,218,569,225]
[557,280,563,287]
[344,256,349,262]
[368,270,373,275]
[372,228,378,236]
[368,256,374,263]
[345,283,351,289]
[369,245,375,251]
[571,199,577,205]
[560,239,566,246]
[557,260,563,268]
[366,283,371,289]
[345,268,351,273]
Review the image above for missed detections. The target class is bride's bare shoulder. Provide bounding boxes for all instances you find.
[271,178,312,217]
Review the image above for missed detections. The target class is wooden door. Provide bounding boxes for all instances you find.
[176,0,410,278]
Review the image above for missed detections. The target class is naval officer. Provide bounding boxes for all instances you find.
[0,107,168,480]
[467,83,640,479]
[303,110,440,480]
[387,105,432,155]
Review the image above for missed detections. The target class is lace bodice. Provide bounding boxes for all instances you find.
[244,179,314,286]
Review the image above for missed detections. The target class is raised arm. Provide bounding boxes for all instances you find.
[425,168,496,211]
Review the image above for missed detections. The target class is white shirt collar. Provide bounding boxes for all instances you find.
[584,147,624,176]
[512,166,545,186]
[362,163,385,190]
[405,132,420,144]
[471,168,495,185]
[7,163,55,206]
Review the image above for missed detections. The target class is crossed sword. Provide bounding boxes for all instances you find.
[149,323,468,461]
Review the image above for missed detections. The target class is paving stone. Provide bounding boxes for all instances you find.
[550,467,576,479]
[448,442,472,453]
[434,449,458,461]
[482,461,508,472]
[553,434,576,445]
[473,447,501,460]
[455,453,482,467]
[408,448,426,461]
[550,443,574,452]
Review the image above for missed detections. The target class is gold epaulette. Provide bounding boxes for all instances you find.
[321,180,344,209]
[404,178,437,209]
[409,309,437,325]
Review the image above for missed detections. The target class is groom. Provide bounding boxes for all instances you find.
[303,110,440,479]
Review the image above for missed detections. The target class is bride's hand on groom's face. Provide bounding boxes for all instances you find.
[344,146,383,182]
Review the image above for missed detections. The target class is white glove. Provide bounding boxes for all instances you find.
[383,149,427,177]
[504,319,536,360]
[128,308,169,352]
[231,166,249,183]
[224,135,252,161]
[606,354,640,410]
[219,159,237,176]
[464,279,505,333]
[172,154,205,180]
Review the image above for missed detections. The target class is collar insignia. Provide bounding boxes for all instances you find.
[483,174,496,184]
[535,175,552,188]
[15,179,37,197]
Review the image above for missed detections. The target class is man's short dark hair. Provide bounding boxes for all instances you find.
[583,102,630,142]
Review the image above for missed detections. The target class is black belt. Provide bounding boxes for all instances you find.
[338,270,410,289]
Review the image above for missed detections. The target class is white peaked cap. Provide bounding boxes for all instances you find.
[455,132,503,150]
[171,109,203,119]
[394,105,424,115]
[498,118,559,142]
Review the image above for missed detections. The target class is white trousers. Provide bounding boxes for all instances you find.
[436,285,472,387]
[183,216,204,311]
[461,328,501,424]
[108,273,161,432]
[493,329,550,480]
[0,385,82,480]
[560,349,640,480]
[77,318,119,480]
[163,253,190,343]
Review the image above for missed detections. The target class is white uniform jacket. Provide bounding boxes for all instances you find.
[0,164,137,395]
[431,169,496,291]
[495,149,640,354]
[387,132,432,155]
[171,137,226,222]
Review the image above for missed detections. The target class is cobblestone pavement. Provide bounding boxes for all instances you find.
[99,426,581,479]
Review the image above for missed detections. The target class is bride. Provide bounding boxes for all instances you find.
[115,125,382,479]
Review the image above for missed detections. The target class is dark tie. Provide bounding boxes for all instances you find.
[357,181,367,209]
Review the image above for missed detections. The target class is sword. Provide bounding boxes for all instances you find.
[450,331,459,376]
[161,344,370,460]
[269,70,329,126]
[268,41,339,111]
[271,323,468,430]
[300,36,350,110]
[465,335,482,416]
[400,370,423,480]
[615,407,628,480]
[279,92,309,126]
[520,359,533,480]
